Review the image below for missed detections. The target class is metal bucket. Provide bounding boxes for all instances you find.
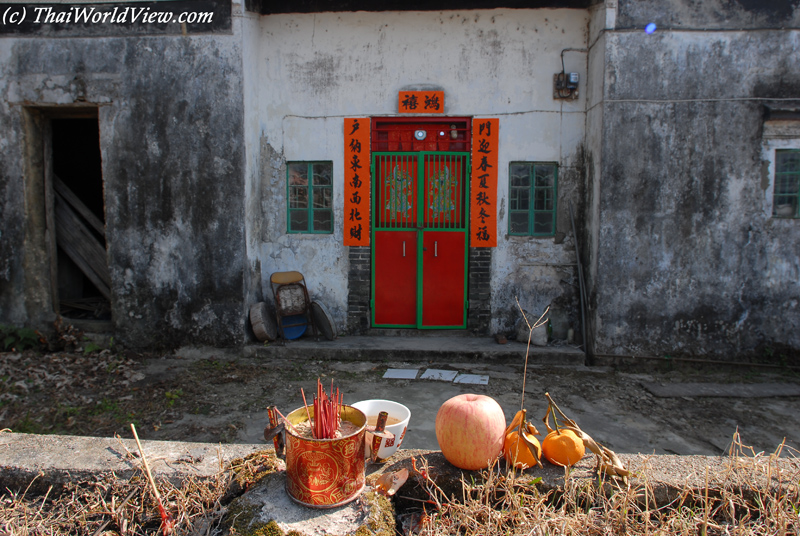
[284,405,367,508]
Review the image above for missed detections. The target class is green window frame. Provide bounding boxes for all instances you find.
[774,149,800,219]
[287,161,333,233]
[508,162,557,236]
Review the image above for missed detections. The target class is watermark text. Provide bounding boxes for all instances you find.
[3,4,213,26]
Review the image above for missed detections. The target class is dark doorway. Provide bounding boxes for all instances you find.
[49,115,110,320]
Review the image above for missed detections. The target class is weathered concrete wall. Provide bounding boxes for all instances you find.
[1,3,591,346]
[616,0,800,29]
[594,15,800,356]
[241,8,266,321]
[250,9,590,335]
[0,18,247,347]
[582,2,612,352]
[6,0,798,356]
[0,44,33,326]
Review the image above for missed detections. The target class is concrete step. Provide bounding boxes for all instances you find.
[247,335,586,366]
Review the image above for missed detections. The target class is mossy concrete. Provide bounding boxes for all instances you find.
[0,432,796,525]
[224,473,395,536]
[373,448,799,511]
[0,431,264,495]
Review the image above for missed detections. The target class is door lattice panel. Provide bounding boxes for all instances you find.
[424,153,467,230]
[373,152,468,230]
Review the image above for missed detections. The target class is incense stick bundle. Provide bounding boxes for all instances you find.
[312,378,341,439]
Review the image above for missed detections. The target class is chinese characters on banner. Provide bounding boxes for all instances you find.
[398,91,445,114]
[344,118,371,246]
[470,118,498,247]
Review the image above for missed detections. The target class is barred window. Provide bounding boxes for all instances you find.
[773,150,800,219]
[509,162,557,236]
[287,162,333,233]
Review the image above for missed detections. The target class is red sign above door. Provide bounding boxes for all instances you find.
[398,91,444,114]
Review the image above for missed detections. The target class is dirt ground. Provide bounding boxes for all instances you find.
[1,343,800,457]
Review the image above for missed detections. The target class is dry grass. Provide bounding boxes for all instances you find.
[0,452,274,536]
[1,473,229,535]
[2,437,799,535]
[413,436,800,536]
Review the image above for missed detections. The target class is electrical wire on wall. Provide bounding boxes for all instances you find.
[554,47,587,100]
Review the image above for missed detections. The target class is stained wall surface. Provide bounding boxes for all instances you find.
[2,0,798,357]
[247,8,591,334]
[0,4,247,347]
[0,3,590,346]
[592,0,800,355]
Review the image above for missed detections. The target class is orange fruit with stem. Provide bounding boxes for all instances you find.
[541,429,585,467]
[503,429,541,469]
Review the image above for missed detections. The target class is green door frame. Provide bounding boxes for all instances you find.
[370,151,470,329]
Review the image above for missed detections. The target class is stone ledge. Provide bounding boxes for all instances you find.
[0,432,263,495]
[1,432,796,509]
[379,449,800,507]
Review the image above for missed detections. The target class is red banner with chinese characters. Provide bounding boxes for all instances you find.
[398,91,444,114]
[344,118,370,246]
[470,118,498,247]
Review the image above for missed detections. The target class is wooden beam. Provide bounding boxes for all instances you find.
[54,197,111,300]
[43,121,60,313]
[53,175,105,237]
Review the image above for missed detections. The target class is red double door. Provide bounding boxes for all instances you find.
[371,152,469,328]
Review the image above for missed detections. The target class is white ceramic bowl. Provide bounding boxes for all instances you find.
[351,399,411,460]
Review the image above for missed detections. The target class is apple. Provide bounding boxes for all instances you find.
[435,393,506,470]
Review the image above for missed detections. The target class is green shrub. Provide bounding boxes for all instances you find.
[0,324,41,352]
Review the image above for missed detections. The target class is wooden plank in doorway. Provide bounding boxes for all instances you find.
[54,194,111,300]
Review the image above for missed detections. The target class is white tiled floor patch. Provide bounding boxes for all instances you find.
[453,374,490,385]
[419,369,459,382]
[382,368,420,380]
[384,368,489,384]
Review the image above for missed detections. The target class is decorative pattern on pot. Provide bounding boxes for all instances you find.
[284,405,367,508]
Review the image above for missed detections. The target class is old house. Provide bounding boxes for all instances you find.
[0,0,798,358]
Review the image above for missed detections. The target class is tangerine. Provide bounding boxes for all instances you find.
[503,430,541,469]
[541,429,585,467]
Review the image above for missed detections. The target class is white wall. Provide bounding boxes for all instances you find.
[246,8,591,332]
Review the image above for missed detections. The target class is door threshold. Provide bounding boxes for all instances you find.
[61,318,114,334]
[367,328,470,337]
